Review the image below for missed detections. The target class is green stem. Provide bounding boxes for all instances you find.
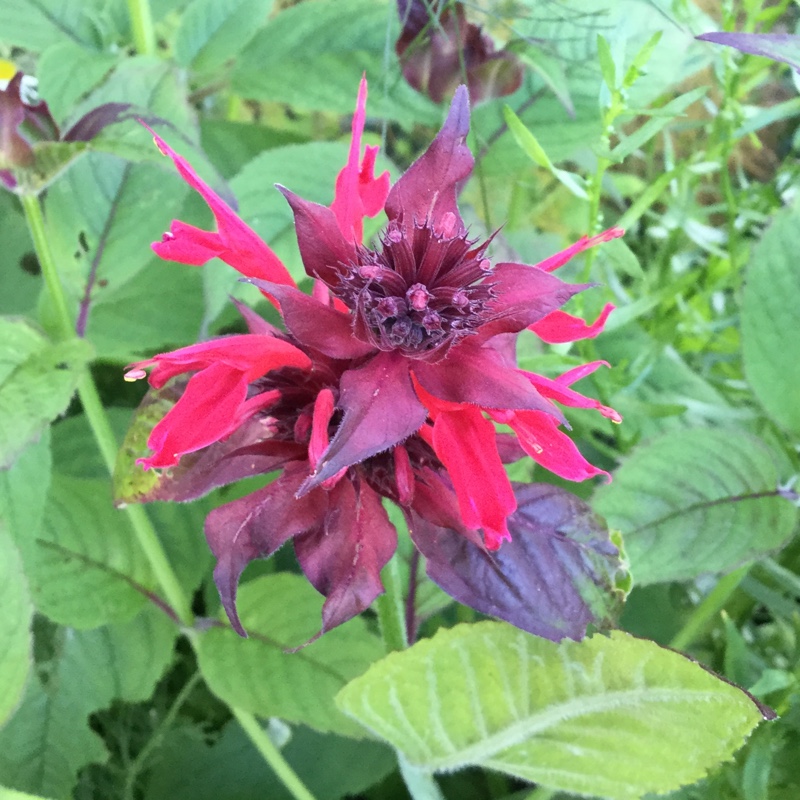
[232,707,318,800]
[126,0,157,56]
[123,671,203,800]
[21,191,193,625]
[376,552,409,652]
[669,564,751,651]
[397,754,446,800]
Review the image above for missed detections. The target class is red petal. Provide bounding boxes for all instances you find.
[535,228,624,273]
[530,303,615,344]
[502,410,610,482]
[329,76,391,244]
[206,464,325,636]
[294,477,397,633]
[477,263,589,340]
[248,279,376,359]
[525,362,622,422]
[426,404,516,550]
[129,334,311,388]
[278,186,358,286]
[384,85,473,236]
[302,351,427,491]
[139,363,249,469]
[143,123,294,288]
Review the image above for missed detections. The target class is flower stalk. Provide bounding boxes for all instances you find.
[20,190,319,800]
[126,0,157,56]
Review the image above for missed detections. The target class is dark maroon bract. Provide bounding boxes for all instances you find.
[123,78,623,641]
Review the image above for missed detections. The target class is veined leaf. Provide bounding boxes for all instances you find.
[337,623,772,800]
[742,201,800,435]
[196,573,384,738]
[0,318,91,468]
[593,429,796,584]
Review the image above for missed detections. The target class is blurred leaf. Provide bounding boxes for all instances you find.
[14,141,89,195]
[26,475,153,627]
[0,679,105,798]
[37,42,118,125]
[593,429,797,585]
[412,484,629,641]
[0,196,37,316]
[0,318,92,468]
[0,787,55,800]
[145,720,394,800]
[174,0,273,72]
[337,623,771,798]
[196,573,384,738]
[232,0,439,124]
[742,201,800,435]
[0,525,32,728]
[0,0,105,51]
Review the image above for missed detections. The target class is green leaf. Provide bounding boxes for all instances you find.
[593,429,797,585]
[0,526,32,728]
[0,196,38,317]
[37,42,119,124]
[232,0,438,124]
[0,787,55,800]
[742,201,800,435]
[0,678,105,799]
[0,318,92,468]
[13,141,89,196]
[56,606,177,707]
[174,0,273,72]
[25,475,154,627]
[337,623,770,799]
[0,0,104,51]
[196,573,384,738]
[597,34,617,90]
[145,720,394,800]
[609,85,707,162]
[503,105,588,199]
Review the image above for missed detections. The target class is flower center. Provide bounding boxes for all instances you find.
[334,220,495,361]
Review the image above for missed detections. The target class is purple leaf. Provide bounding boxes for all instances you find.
[384,86,473,235]
[697,32,800,72]
[303,350,427,490]
[205,463,326,636]
[295,477,397,632]
[412,342,563,419]
[278,186,358,286]
[62,102,133,142]
[248,279,376,359]
[410,483,629,641]
[478,263,590,340]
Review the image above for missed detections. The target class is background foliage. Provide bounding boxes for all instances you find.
[1,1,800,799]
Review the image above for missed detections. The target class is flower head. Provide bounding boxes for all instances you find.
[122,77,622,640]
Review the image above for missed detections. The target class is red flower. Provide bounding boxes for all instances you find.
[124,78,622,639]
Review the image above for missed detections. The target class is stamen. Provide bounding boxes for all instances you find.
[124,368,147,382]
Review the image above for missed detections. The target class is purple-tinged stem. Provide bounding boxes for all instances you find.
[405,547,421,644]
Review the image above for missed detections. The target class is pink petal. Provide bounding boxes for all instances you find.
[502,410,610,482]
[329,76,391,244]
[535,228,624,273]
[530,303,615,344]
[142,123,294,288]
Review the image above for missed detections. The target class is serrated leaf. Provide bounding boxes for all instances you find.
[0,526,32,727]
[0,679,105,799]
[196,573,384,738]
[593,429,797,585]
[0,319,92,468]
[174,0,273,71]
[742,202,800,435]
[337,623,771,799]
[232,0,438,124]
[58,606,177,707]
[25,475,154,627]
